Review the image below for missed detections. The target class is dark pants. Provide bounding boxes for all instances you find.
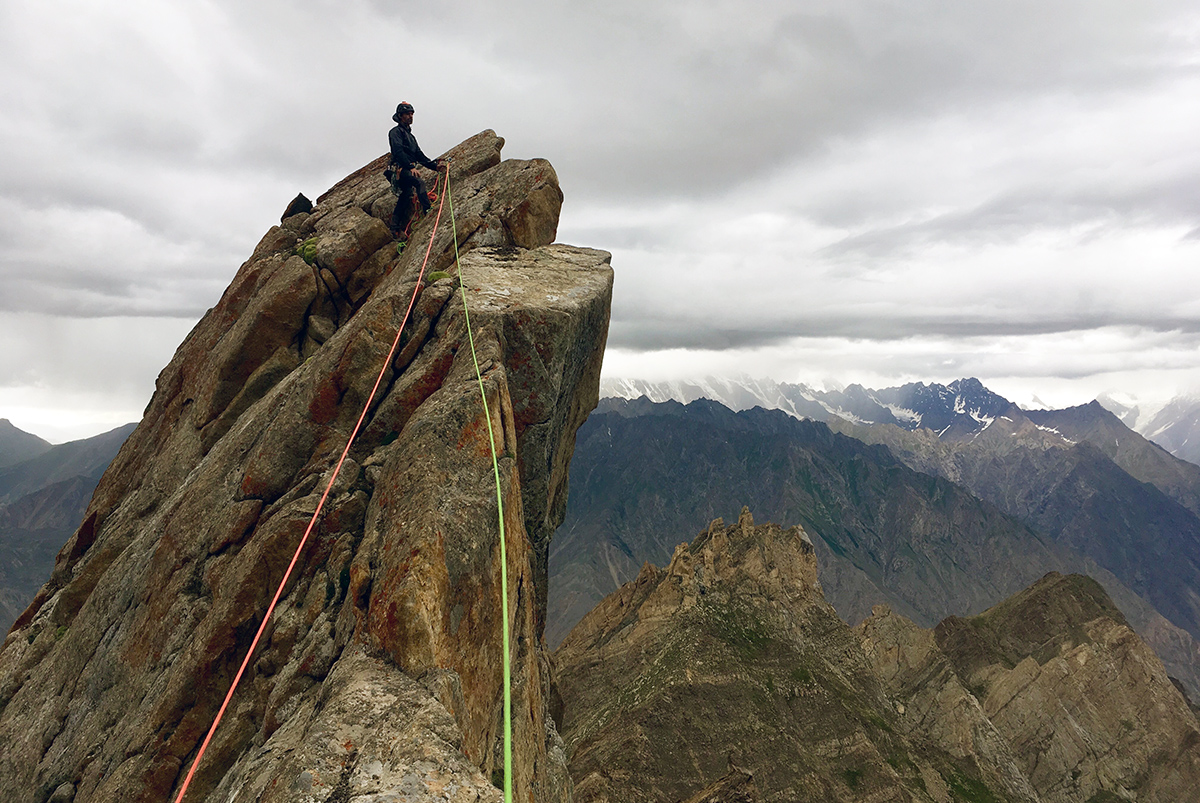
[389,168,429,234]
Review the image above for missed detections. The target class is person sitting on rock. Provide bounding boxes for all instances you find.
[386,101,442,239]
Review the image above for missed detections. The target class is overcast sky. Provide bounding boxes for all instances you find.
[3,1,1200,441]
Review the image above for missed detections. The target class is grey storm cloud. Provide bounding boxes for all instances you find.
[3,0,1200,438]
[821,181,1200,260]
[608,312,1200,352]
[392,0,1199,200]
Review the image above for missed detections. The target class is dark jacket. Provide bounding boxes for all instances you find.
[389,123,438,171]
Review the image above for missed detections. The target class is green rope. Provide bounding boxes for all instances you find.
[445,166,512,803]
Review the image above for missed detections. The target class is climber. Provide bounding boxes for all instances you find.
[386,101,442,239]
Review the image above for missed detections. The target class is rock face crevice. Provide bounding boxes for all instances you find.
[0,130,612,803]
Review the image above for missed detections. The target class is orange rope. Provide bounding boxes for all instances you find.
[170,168,448,803]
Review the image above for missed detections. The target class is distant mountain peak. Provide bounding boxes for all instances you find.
[0,419,52,470]
[601,375,1019,441]
[1097,392,1200,467]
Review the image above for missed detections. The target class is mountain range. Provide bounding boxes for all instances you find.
[550,384,1200,703]
[556,511,1200,802]
[0,421,134,634]
[604,376,1200,468]
[601,376,1025,436]
[0,419,53,469]
[1103,393,1200,468]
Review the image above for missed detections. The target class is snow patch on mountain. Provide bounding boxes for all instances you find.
[1097,391,1200,465]
[1034,424,1077,444]
[881,403,922,426]
[602,375,1014,441]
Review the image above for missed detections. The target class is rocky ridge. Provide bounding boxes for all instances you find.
[557,396,1200,701]
[556,511,1200,802]
[557,508,942,802]
[861,573,1200,802]
[0,424,136,507]
[0,130,613,803]
[825,402,1200,699]
[551,400,1074,646]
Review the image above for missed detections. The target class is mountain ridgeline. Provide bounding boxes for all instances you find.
[550,393,1200,703]
[601,376,1019,437]
[601,377,1200,626]
[0,419,52,469]
[549,398,1059,644]
[555,510,1200,802]
[1102,392,1200,467]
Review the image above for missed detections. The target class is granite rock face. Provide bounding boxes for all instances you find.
[0,130,612,803]
[679,768,760,803]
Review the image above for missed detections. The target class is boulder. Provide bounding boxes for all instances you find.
[281,193,313,221]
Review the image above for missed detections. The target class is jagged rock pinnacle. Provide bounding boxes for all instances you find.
[0,130,612,803]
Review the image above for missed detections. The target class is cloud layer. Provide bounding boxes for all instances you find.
[2,1,1200,438]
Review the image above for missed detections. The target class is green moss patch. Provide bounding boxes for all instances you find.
[944,768,1000,803]
[295,237,319,265]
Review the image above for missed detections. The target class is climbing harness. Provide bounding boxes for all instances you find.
[393,169,441,245]
[171,161,514,803]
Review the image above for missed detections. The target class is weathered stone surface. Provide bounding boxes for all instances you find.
[210,648,502,803]
[860,573,1200,803]
[0,131,612,803]
[679,767,759,803]
[311,206,393,288]
[936,574,1200,802]
[281,193,313,221]
[457,245,612,633]
[857,606,1040,803]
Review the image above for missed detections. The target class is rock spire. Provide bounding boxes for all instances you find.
[0,130,612,803]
